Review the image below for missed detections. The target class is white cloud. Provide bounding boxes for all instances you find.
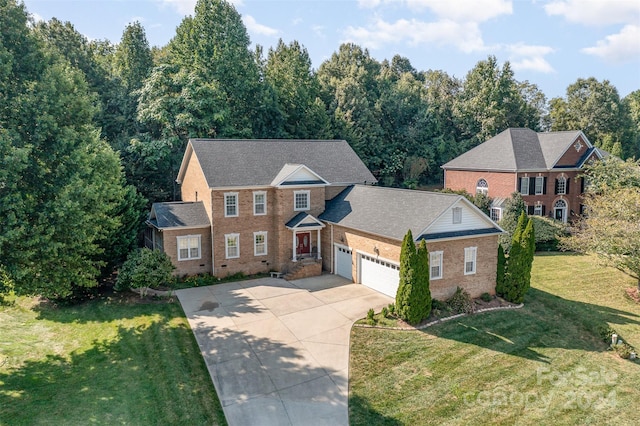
[343,18,486,53]
[158,0,244,16]
[313,25,327,39]
[582,24,640,62]
[406,0,513,22]
[544,0,639,26]
[30,12,44,23]
[159,0,197,15]
[506,43,556,73]
[243,15,279,36]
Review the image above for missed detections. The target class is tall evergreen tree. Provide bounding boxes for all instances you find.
[395,231,431,324]
[500,212,534,303]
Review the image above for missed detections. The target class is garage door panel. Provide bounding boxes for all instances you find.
[359,254,399,298]
[335,245,352,280]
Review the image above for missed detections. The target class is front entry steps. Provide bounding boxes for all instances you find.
[284,258,322,280]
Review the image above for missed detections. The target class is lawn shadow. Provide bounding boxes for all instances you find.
[424,287,640,363]
[349,395,403,426]
[0,314,226,425]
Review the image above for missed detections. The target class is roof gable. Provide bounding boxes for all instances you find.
[177,139,376,188]
[285,212,325,229]
[442,128,594,172]
[271,164,328,187]
[420,197,500,236]
[148,202,210,229]
[320,185,501,241]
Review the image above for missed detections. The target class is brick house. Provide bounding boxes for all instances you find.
[441,128,606,223]
[146,139,503,300]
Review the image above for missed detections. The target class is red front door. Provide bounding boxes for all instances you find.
[296,232,311,255]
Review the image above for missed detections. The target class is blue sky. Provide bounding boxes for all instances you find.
[23,0,640,99]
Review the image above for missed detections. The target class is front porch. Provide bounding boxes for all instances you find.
[285,212,325,262]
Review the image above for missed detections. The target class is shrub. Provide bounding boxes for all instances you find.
[613,342,633,359]
[366,308,375,325]
[116,248,175,295]
[448,287,474,314]
[0,265,14,305]
[481,292,492,302]
[432,299,447,311]
[496,244,506,294]
[500,212,534,304]
[531,216,567,251]
[388,303,396,315]
[381,306,389,317]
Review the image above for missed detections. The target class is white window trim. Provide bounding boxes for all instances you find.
[177,235,201,261]
[490,207,502,222]
[464,247,477,275]
[452,207,462,224]
[253,231,267,256]
[520,177,529,195]
[476,179,488,195]
[225,233,240,259]
[224,192,239,217]
[557,176,566,195]
[534,204,543,216]
[253,191,267,216]
[430,251,443,280]
[294,190,310,211]
[535,176,544,195]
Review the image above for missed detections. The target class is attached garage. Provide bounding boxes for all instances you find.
[358,253,400,298]
[334,244,353,280]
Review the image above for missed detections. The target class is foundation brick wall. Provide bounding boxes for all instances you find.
[162,227,212,276]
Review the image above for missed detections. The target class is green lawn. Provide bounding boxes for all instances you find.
[349,253,640,425]
[0,293,226,425]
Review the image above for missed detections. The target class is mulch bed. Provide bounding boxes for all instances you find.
[625,287,640,303]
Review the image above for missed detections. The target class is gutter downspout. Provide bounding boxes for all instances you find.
[330,224,334,274]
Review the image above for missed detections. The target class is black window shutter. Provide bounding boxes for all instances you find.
[555,179,559,195]
[543,177,547,194]
[566,178,570,194]
[580,177,585,193]
[529,177,536,195]
[541,205,546,216]
[517,177,522,192]
[528,206,535,215]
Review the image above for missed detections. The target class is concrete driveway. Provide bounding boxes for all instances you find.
[176,274,392,426]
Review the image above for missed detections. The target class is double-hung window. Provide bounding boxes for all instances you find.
[225,233,240,259]
[520,177,529,195]
[177,235,201,261]
[254,231,267,256]
[253,191,266,215]
[556,177,567,195]
[430,251,443,280]
[294,190,310,211]
[225,192,238,217]
[464,247,477,275]
[535,177,544,195]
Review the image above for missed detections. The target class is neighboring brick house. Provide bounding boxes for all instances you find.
[146,139,503,300]
[442,128,606,223]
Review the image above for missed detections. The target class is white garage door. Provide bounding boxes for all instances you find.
[359,253,400,298]
[335,245,353,280]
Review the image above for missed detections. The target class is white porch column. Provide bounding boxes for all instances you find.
[292,230,297,261]
[317,228,321,259]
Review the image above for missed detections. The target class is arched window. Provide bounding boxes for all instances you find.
[476,179,488,195]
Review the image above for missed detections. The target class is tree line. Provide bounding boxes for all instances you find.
[1,0,639,299]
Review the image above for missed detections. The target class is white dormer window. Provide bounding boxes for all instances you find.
[225,192,238,217]
[452,207,462,224]
[294,190,310,211]
[253,191,266,215]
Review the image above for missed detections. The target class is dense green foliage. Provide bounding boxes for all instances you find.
[496,244,506,295]
[395,231,431,324]
[2,0,638,299]
[115,248,175,293]
[500,212,535,303]
[563,158,640,288]
[0,0,143,299]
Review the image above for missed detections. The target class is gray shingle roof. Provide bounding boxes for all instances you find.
[181,139,376,188]
[320,185,466,241]
[148,202,210,229]
[442,128,586,171]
